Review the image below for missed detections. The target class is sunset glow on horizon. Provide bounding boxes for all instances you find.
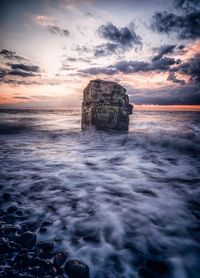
[0,0,199,110]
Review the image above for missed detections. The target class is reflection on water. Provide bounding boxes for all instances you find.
[0,109,200,278]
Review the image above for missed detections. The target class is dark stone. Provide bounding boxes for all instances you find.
[2,215,15,224]
[38,250,54,259]
[45,265,57,276]
[37,241,54,252]
[39,227,47,233]
[13,253,31,270]
[65,259,89,278]
[29,257,44,268]
[0,238,10,253]
[19,220,40,233]
[0,271,6,278]
[2,193,11,201]
[41,221,52,227]
[28,266,41,276]
[0,224,19,235]
[139,267,156,278]
[53,252,68,267]
[8,241,21,253]
[81,79,133,131]
[145,259,171,277]
[16,210,23,216]
[7,205,18,214]
[17,232,37,250]
[188,199,200,220]
[0,221,86,278]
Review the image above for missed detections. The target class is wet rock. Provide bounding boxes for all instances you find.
[188,199,200,220]
[0,238,10,253]
[2,215,15,224]
[28,266,41,276]
[16,210,23,216]
[45,265,57,276]
[144,259,171,277]
[65,259,89,278]
[0,271,6,278]
[139,267,156,278]
[17,232,37,250]
[38,250,54,259]
[0,210,90,278]
[81,79,133,131]
[19,220,40,233]
[37,241,54,252]
[2,193,11,201]
[7,205,18,214]
[41,221,52,227]
[53,252,68,267]
[0,223,19,235]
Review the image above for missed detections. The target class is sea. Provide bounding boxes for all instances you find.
[0,109,200,278]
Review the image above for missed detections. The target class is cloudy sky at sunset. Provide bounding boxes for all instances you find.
[0,0,200,109]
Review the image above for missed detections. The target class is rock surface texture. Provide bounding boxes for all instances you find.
[82,80,133,131]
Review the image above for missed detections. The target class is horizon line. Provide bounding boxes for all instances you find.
[0,104,200,111]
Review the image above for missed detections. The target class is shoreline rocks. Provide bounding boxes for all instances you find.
[0,197,90,278]
[81,79,133,131]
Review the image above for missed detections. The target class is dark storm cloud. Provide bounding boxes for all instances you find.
[98,22,142,47]
[7,63,40,77]
[80,57,180,75]
[0,49,41,81]
[80,66,117,75]
[10,64,40,72]
[172,54,200,83]
[0,69,7,78]
[61,64,76,71]
[94,43,119,57]
[14,96,31,99]
[152,45,176,61]
[8,70,38,77]
[48,25,70,37]
[95,22,142,56]
[152,12,200,39]
[0,49,26,61]
[151,57,181,71]
[116,57,179,73]
[128,85,200,105]
[151,0,200,39]
[0,79,58,86]
[66,57,91,63]
[72,45,91,53]
[167,72,185,84]
[174,0,200,12]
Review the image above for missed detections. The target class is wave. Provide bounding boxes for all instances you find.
[0,109,200,278]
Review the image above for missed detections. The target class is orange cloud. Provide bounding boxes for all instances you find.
[135,104,200,111]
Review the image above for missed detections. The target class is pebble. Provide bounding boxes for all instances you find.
[139,267,156,278]
[17,231,37,250]
[145,259,170,276]
[7,205,18,214]
[37,241,54,252]
[65,259,89,278]
[53,251,68,267]
[0,204,90,278]
[2,192,11,201]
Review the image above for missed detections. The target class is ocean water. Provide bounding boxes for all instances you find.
[0,109,200,278]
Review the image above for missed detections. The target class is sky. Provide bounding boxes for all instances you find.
[0,0,200,110]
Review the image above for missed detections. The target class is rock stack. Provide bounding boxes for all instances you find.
[81,80,133,131]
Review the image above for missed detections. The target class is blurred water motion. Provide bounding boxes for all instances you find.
[0,109,200,278]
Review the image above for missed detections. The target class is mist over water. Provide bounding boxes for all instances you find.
[0,109,200,278]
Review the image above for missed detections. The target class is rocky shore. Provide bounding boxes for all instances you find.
[0,192,89,278]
